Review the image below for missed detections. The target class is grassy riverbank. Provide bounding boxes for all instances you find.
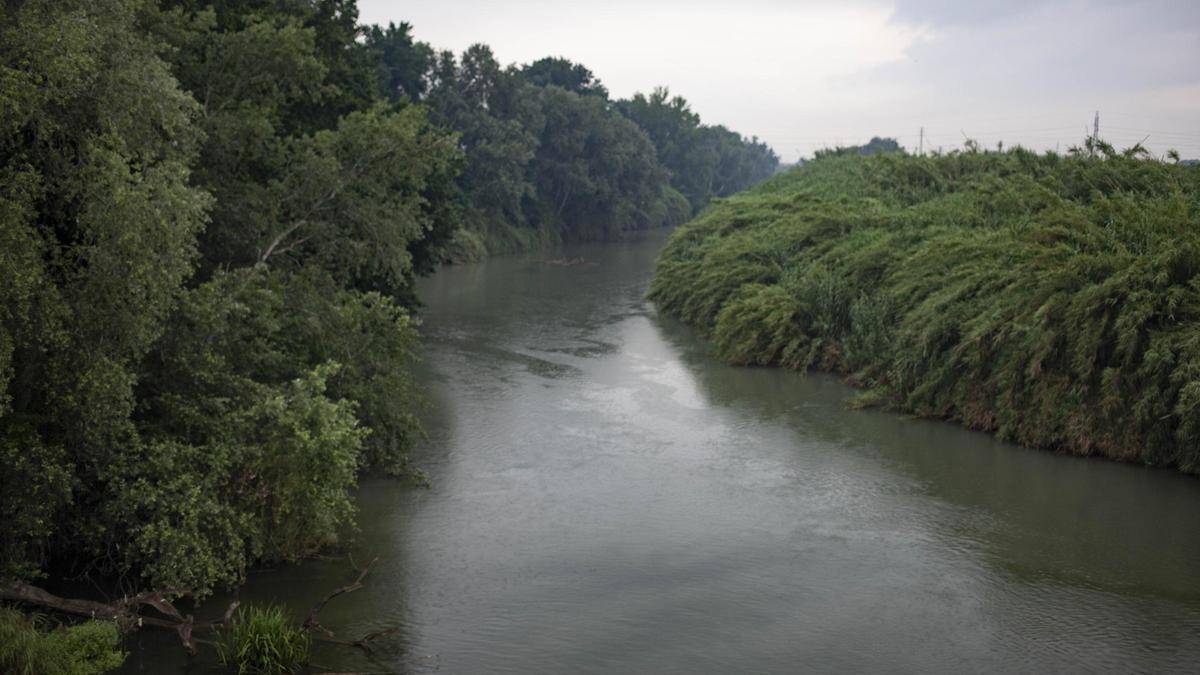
[649,144,1200,472]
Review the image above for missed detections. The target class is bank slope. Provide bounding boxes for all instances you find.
[649,148,1200,473]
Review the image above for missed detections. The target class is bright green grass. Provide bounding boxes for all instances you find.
[215,604,309,675]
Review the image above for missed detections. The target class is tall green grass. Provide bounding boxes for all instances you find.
[649,145,1200,472]
[215,605,310,675]
[0,608,125,675]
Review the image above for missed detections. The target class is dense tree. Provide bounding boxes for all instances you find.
[618,88,778,212]
[361,39,772,256]
[529,86,687,240]
[1,0,210,581]
[651,145,1200,472]
[520,57,609,98]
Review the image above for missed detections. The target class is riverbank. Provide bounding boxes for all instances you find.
[649,146,1200,473]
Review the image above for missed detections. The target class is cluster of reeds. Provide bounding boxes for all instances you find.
[650,144,1200,471]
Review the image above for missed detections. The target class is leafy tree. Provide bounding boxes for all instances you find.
[0,0,209,579]
[1,0,452,601]
[651,146,1200,473]
[617,87,778,212]
[365,21,434,102]
[520,57,609,99]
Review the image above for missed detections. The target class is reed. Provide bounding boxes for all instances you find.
[650,145,1200,471]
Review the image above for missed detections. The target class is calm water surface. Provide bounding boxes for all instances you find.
[125,234,1200,673]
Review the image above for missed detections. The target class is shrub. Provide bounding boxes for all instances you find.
[0,607,126,675]
[215,604,310,675]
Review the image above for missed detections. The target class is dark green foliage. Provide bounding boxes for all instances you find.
[419,45,691,253]
[365,21,434,102]
[651,148,1200,472]
[373,34,768,257]
[0,0,209,580]
[0,0,440,598]
[215,604,309,675]
[617,87,779,213]
[520,57,609,98]
[0,608,125,675]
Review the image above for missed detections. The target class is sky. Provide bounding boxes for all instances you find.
[357,0,1200,161]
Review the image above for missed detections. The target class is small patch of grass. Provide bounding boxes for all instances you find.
[215,604,309,675]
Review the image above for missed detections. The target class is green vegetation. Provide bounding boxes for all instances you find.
[0,0,436,600]
[617,88,782,213]
[0,0,774,668]
[0,608,125,675]
[215,605,310,675]
[369,34,777,256]
[650,141,1200,472]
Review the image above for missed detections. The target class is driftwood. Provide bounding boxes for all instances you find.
[1,557,395,658]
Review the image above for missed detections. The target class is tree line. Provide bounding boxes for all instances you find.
[0,0,777,666]
[367,26,778,255]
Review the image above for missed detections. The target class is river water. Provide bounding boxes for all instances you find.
[125,234,1200,673]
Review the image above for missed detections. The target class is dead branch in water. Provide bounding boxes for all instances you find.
[2,556,397,657]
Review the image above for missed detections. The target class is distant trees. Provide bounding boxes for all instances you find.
[521,57,609,98]
[617,88,779,213]
[370,39,776,254]
[814,136,904,159]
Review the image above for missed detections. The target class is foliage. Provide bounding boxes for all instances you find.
[617,87,779,212]
[814,136,904,158]
[0,0,431,597]
[650,146,1200,472]
[374,37,772,255]
[520,57,609,98]
[215,604,310,675]
[423,47,690,249]
[0,0,209,580]
[0,608,126,675]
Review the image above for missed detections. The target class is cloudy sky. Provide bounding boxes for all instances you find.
[357,0,1200,160]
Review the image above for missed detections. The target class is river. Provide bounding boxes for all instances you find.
[124,233,1200,673]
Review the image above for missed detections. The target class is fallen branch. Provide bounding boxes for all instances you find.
[304,556,377,634]
[0,579,237,654]
[302,557,398,654]
[2,556,400,659]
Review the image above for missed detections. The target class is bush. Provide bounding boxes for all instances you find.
[0,608,125,675]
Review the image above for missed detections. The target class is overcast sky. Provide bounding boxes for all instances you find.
[357,0,1200,160]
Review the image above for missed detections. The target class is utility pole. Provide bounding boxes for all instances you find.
[1093,111,1100,139]
[918,127,924,156]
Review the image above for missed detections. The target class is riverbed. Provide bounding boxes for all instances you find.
[123,233,1200,673]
